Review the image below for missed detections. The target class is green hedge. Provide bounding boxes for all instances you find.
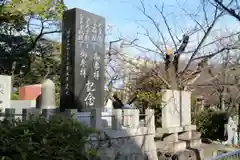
[193,109,228,140]
[11,93,19,100]
[0,115,98,160]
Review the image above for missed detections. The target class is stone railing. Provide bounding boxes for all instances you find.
[1,108,155,131]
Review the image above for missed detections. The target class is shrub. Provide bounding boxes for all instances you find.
[193,109,228,140]
[0,115,98,160]
[11,93,19,100]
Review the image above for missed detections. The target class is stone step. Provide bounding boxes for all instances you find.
[155,140,187,153]
[180,139,202,148]
[156,125,197,134]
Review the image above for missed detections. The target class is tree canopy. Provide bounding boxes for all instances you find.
[0,0,64,87]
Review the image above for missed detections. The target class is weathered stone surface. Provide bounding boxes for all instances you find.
[183,125,197,131]
[155,141,186,153]
[156,126,183,134]
[0,75,11,112]
[157,148,204,160]
[162,133,178,142]
[192,131,201,139]
[174,148,204,160]
[87,129,158,160]
[157,125,197,135]
[162,90,181,128]
[183,139,202,148]
[161,90,192,128]
[178,131,192,140]
[180,91,191,126]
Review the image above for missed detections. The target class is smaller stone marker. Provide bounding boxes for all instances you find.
[40,79,56,109]
[0,75,12,112]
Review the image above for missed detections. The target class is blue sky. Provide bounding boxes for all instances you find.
[62,0,240,60]
[64,0,198,39]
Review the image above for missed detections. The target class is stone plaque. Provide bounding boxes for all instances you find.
[161,90,192,128]
[162,90,181,128]
[0,75,12,112]
[60,8,105,111]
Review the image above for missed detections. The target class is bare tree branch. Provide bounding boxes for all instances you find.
[155,5,178,49]
[214,0,240,21]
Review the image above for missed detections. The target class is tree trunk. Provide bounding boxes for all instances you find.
[167,64,178,90]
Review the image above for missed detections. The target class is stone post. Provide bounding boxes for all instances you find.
[22,108,32,121]
[5,108,15,121]
[65,109,78,119]
[112,109,122,130]
[145,109,155,133]
[90,108,102,130]
[22,108,40,121]
[129,109,139,128]
[42,109,56,119]
[30,108,41,120]
[123,109,130,127]
[40,79,56,109]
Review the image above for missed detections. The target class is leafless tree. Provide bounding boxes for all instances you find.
[213,0,240,21]
[192,29,240,111]
[119,0,240,94]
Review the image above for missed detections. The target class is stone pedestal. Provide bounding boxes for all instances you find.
[156,89,202,157]
[155,125,202,154]
[156,140,187,153]
[178,129,202,148]
[184,139,202,148]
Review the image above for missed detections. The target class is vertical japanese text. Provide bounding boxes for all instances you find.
[84,80,95,106]
[65,29,71,95]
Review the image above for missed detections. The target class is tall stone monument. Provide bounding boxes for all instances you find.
[60,8,105,111]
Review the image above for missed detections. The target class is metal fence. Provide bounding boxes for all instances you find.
[211,150,240,160]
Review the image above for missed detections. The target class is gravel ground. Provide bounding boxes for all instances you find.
[201,143,238,159]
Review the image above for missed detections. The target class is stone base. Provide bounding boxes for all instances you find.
[178,130,202,148]
[183,125,197,131]
[192,130,201,139]
[179,131,192,139]
[182,139,202,148]
[156,125,196,134]
[157,147,204,160]
[155,140,187,153]
[174,148,204,160]
[162,133,178,142]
